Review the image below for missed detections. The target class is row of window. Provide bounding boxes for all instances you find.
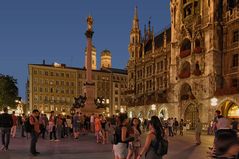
[114,83,127,89]
[33,87,75,94]
[136,77,167,93]
[114,97,124,104]
[33,78,76,86]
[135,61,167,79]
[113,76,127,81]
[33,105,71,113]
[33,70,75,78]
[34,95,74,103]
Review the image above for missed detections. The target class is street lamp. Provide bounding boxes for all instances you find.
[210,97,218,121]
[70,107,75,116]
[120,107,124,113]
[151,104,156,116]
[151,104,156,110]
[210,97,218,107]
[62,109,66,116]
[94,96,107,109]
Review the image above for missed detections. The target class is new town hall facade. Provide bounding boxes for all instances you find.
[126,0,239,129]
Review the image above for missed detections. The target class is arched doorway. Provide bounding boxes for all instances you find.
[158,108,168,121]
[219,100,239,118]
[184,104,199,129]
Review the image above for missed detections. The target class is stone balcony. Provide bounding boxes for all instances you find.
[224,7,239,23]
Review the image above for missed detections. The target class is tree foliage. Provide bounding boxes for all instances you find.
[0,74,18,109]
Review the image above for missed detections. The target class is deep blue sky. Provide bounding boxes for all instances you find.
[0,0,171,100]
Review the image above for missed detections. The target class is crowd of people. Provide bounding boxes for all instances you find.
[0,107,238,158]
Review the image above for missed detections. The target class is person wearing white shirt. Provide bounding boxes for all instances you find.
[90,113,95,133]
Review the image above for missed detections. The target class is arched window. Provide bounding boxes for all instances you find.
[195,39,200,47]
[180,83,194,100]
[179,61,191,78]
[194,39,202,53]
[193,61,202,76]
[181,38,191,51]
[180,39,191,58]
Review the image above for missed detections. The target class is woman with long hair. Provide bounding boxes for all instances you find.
[113,113,130,159]
[137,116,165,159]
[127,118,141,159]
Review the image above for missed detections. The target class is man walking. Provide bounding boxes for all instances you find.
[168,118,174,137]
[0,107,13,151]
[195,118,202,145]
[29,109,40,156]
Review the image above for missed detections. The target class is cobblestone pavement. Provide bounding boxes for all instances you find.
[0,131,214,159]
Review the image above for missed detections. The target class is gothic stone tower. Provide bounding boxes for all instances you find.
[127,7,141,93]
[169,0,224,125]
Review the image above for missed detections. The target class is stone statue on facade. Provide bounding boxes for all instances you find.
[87,16,93,31]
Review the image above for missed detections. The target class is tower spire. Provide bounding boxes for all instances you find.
[132,6,139,30]
[134,6,138,20]
[148,17,151,32]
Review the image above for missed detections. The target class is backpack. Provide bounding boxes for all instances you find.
[154,135,168,156]
[25,117,34,133]
[0,113,13,128]
[110,126,120,144]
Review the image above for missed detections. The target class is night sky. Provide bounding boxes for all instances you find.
[0,0,171,100]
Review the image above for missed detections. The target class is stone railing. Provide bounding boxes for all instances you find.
[224,7,239,23]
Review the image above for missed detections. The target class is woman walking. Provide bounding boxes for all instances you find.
[127,118,141,159]
[137,116,165,159]
[113,113,130,159]
[49,111,58,141]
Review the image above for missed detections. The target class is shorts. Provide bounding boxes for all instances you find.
[113,143,128,158]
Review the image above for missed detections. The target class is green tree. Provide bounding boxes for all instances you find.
[0,74,18,110]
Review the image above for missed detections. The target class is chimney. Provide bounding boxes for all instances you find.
[43,60,45,65]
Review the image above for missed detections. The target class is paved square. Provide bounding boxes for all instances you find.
[0,131,214,159]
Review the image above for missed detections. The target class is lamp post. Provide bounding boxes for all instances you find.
[94,96,108,109]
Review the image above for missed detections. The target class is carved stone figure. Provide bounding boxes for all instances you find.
[87,16,93,31]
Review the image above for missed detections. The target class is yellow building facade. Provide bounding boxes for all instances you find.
[27,62,127,115]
